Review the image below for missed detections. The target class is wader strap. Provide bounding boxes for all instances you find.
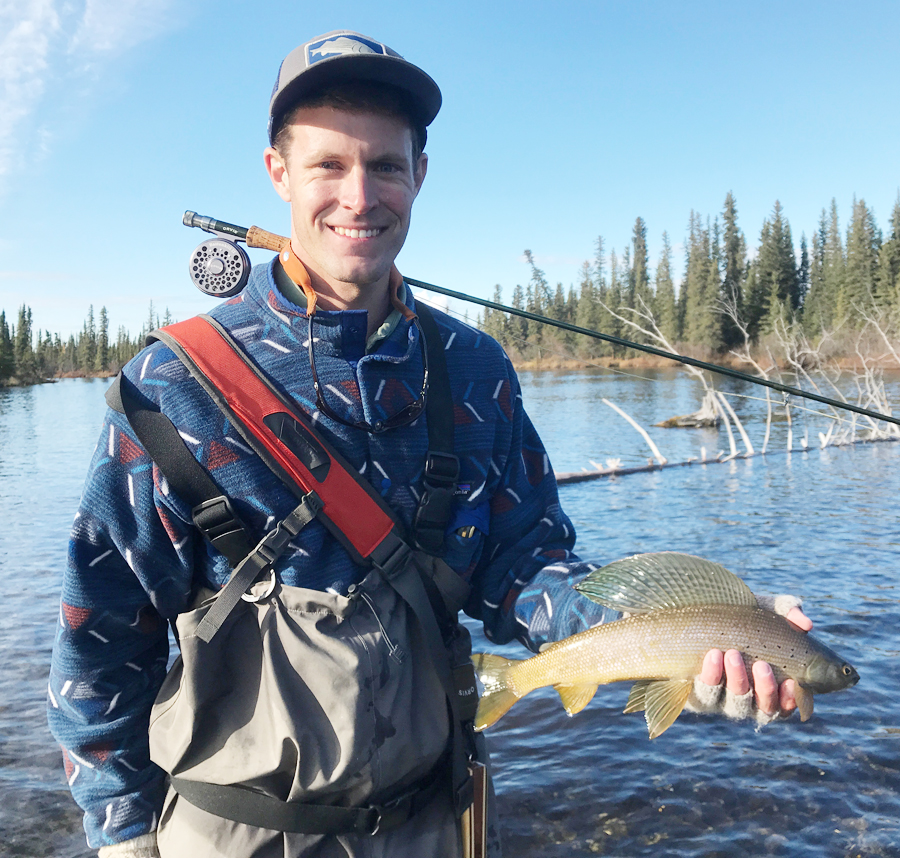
[106,375,256,569]
[413,303,459,555]
[194,491,322,643]
[170,761,447,836]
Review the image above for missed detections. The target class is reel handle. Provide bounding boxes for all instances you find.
[246,226,290,252]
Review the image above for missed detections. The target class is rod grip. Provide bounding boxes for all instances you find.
[246,226,290,252]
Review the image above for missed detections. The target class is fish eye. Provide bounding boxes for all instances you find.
[842,665,854,676]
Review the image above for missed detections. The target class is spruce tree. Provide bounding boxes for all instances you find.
[798,233,810,310]
[823,199,846,326]
[96,306,110,372]
[841,197,881,322]
[631,217,652,311]
[78,305,97,372]
[606,250,624,355]
[0,311,13,382]
[754,201,798,333]
[682,213,721,350]
[878,195,900,326]
[653,231,678,344]
[721,192,748,346]
[14,305,36,381]
[804,207,834,332]
[510,283,527,345]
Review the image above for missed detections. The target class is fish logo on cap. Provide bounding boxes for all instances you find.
[307,34,386,65]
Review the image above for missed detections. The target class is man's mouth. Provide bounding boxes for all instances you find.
[330,226,385,239]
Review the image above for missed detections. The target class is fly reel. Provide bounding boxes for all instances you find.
[188,238,250,297]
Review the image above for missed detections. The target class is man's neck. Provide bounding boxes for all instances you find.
[280,244,393,339]
[306,271,392,340]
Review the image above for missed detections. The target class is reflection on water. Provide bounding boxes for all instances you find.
[2,375,899,857]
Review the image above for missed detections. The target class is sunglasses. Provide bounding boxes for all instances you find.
[307,312,429,434]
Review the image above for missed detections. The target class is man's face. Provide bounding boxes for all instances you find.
[265,106,427,295]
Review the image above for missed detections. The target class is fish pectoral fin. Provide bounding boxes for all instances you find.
[626,679,694,739]
[553,683,599,716]
[794,684,814,722]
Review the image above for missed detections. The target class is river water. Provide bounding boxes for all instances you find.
[1,370,898,857]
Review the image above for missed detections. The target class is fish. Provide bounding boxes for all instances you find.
[473,552,859,738]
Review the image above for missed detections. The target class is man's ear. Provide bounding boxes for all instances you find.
[413,153,428,197]
[264,147,292,203]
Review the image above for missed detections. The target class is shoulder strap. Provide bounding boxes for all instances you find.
[152,314,403,565]
[413,303,459,554]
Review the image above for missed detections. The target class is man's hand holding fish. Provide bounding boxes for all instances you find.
[689,602,814,724]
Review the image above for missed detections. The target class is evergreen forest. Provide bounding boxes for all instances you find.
[0,303,172,386]
[480,194,900,366]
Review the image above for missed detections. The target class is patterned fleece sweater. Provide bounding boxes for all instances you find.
[48,259,615,848]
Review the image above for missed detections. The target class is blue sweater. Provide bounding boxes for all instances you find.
[48,261,614,847]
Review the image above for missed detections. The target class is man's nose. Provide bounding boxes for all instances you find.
[340,167,376,214]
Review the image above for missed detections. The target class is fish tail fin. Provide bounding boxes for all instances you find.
[473,653,522,731]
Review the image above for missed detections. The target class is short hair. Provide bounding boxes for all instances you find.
[272,80,427,164]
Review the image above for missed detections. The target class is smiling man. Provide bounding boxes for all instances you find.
[49,30,811,858]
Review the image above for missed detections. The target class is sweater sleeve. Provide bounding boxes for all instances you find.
[464,364,617,652]
[47,403,197,848]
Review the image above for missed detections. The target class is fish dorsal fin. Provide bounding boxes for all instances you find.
[574,552,758,613]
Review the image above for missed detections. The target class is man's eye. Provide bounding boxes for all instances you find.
[374,163,401,174]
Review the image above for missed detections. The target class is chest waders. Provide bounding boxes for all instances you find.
[108,304,492,857]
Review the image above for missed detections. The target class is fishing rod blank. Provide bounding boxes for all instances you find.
[181,212,900,430]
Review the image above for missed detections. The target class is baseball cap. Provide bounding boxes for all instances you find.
[268,30,442,144]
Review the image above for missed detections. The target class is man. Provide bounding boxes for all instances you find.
[49,30,810,858]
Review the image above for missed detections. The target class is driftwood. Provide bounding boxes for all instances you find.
[655,389,719,428]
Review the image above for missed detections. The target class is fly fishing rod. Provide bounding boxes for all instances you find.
[183,211,900,430]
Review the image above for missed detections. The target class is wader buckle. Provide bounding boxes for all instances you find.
[251,491,322,566]
[192,496,251,558]
[370,531,412,579]
[413,452,459,553]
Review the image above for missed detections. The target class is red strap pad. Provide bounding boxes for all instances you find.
[160,316,396,561]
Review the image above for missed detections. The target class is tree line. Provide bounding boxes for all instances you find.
[480,193,900,361]
[0,303,172,386]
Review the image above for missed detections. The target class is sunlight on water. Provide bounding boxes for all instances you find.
[2,374,899,857]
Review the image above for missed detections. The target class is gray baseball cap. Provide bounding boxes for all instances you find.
[268,30,442,144]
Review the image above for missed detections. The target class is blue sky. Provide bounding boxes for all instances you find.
[1,0,898,338]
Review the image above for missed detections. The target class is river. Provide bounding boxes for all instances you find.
[1,370,898,857]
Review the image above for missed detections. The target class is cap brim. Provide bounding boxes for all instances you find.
[270,53,441,142]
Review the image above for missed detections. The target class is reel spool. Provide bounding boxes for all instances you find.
[188,237,250,298]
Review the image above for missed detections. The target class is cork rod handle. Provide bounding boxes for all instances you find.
[246,226,290,252]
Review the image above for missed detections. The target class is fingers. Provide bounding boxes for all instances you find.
[751,660,780,714]
[786,606,813,631]
[702,648,799,721]
[779,678,798,713]
[699,649,725,686]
